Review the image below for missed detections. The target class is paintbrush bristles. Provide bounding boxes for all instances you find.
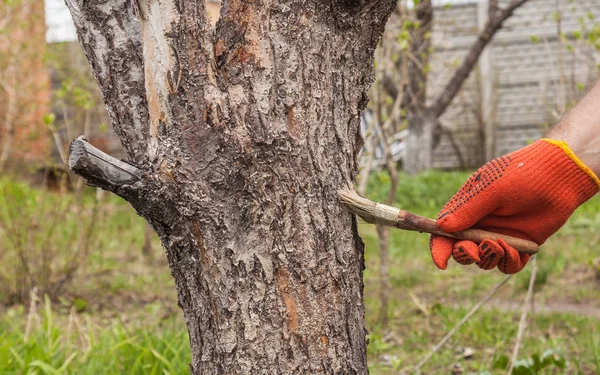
[338,188,378,223]
[338,188,400,227]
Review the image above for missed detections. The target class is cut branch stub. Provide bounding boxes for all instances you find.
[68,136,183,239]
[69,136,142,190]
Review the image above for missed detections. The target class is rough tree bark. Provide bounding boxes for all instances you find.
[65,0,395,373]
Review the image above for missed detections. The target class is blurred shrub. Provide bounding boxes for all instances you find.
[0,177,100,304]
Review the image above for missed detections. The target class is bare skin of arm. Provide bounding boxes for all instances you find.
[549,81,600,176]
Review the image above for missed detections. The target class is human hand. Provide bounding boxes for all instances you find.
[430,139,599,274]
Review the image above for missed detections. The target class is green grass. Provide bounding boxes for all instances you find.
[0,176,175,306]
[0,297,190,374]
[1,171,600,374]
[362,170,600,374]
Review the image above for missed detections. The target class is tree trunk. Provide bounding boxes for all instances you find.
[399,0,530,174]
[396,0,434,175]
[0,85,17,171]
[65,0,395,373]
[404,115,436,175]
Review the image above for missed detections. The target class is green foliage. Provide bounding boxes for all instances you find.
[362,170,600,374]
[0,178,95,302]
[493,349,566,374]
[1,0,23,7]
[552,11,561,23]
[57,79,95,111]
[367,333,395,358]
[43,113,56,126]
[0,298,190,374]
[2,172,600,374]
[72,298,88,313]
[0,178,155,304]
[44,42,106,147]
[590,334,600,374]
[44,113,57,133]
[566,9,600,52]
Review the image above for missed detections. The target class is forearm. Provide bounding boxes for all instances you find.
[548,81,600,176]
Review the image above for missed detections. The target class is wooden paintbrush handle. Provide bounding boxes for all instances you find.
[396,209,539,255]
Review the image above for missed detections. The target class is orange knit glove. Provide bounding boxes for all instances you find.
[430,139,599,274]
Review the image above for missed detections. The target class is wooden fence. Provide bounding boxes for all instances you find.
[429,0,600,168]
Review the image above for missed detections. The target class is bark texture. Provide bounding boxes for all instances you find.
[65,0,396,373]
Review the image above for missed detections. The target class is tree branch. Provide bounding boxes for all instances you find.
[429,0,531,118]
[382,73,400,100]
[69,136,181,240]
[64,0,150,165]
[408,0,433,113]
[489,0,499,19]
[508,255,538,375]
[440,126,466,169]
[69,136,142,191]
[65,0,216,166]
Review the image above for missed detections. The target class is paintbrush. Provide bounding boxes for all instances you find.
[339,188,539,255]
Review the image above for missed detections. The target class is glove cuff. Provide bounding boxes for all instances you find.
[541,138,600,188]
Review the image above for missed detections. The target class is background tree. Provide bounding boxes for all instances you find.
[65,0,396,372]
[357,0,533,327]
[380,0,531,174]
[358,4,410,327]
[0,0,49,171]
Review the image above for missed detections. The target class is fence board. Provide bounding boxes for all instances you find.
[430,0,599,169]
